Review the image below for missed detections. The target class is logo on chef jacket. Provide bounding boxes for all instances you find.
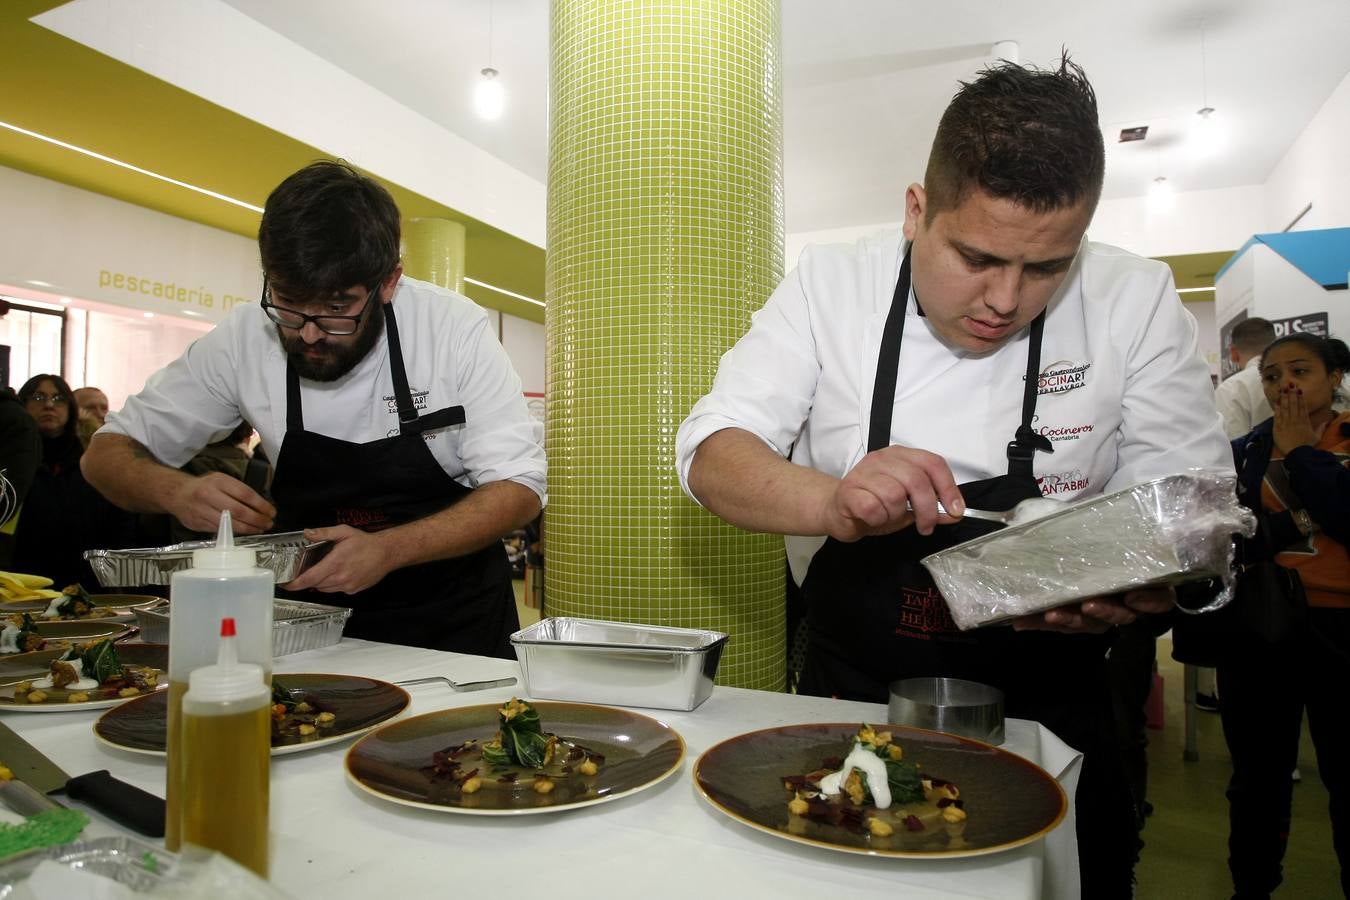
[1037,469,1091,497]
[384,389,430,414]
[1035,418,1096,443]
[1035,360,1092,395]
[896,586,962,639]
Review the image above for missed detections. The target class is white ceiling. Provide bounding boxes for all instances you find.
[171,0,1350,235]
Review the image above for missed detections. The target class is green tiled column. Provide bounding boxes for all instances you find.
[546,0,785,690]
[403,217,466,293]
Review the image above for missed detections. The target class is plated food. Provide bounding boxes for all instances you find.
[695,722,1066,858]
[427,698,605,799]
[782,724,968,841]
[95,673,410,756]
[0,640,165,711]
[346,700,684,815]
[0,614,132,656]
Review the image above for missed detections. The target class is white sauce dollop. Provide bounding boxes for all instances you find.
[32,658,98,691]
[1009,497,1066,526]
[40,597,66,619]
[0,625,22,654]
[817,741,893,810]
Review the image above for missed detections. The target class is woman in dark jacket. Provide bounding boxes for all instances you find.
[12,374,134,586]
[1219,334,1350,899]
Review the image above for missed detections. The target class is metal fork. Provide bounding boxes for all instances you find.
[394,675,517,692]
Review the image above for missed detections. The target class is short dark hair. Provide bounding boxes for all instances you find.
[258,160,401,302]
[925,56,1105,220]
[1262,333,1350,376]
[1230,317,1276,355]
[17,373,78,441]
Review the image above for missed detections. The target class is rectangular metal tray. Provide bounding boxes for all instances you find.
[136,598,352,656]
[84,532,331,588]
[510,617,728,711]
[921,472,1248,630]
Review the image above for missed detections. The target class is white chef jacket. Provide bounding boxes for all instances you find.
[1214,356,1273,439]
[675,229,1230,582]
[103,276,546,503]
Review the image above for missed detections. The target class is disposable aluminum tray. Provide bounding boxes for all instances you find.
[84,532,331,587]
[511,617,728,711]
[136,598,353,656]
[921,471,1254,631]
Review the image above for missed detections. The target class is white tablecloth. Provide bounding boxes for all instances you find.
[0,639,1083,899]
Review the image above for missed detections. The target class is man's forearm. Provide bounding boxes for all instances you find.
[686,428,837,536]
[82,433,193,514]
[377,479,542,570]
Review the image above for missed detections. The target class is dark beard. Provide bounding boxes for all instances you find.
[277,306,385,382]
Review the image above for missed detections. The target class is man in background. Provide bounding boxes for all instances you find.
[73,387,109,427]
[1215,318,1276,439]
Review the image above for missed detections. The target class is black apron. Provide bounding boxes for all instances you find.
[270,302,518,657]
[799,248,1113,704]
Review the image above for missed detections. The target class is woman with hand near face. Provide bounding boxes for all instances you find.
[13,374,134,586]
[1218,334,1350,899]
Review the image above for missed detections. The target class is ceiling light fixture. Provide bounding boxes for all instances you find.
[1148,176,1175,211]
[1191,20,1223,158]
[0,120,264,213]
[474,1,505,121]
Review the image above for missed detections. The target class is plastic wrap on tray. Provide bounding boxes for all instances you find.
[921,470,1257,631]
[84,532,330,587]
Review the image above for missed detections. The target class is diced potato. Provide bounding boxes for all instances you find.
[867,817,894,837]
[942,805,968,824]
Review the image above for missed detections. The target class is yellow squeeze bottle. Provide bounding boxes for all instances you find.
[179,616,271,876]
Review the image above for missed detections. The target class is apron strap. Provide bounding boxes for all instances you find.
[867,249,912,453]
[382,302,466,435]
[286,362,304,432]
[1007,312,1054,480]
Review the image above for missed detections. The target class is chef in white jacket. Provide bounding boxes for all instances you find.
[677,58,1229,898]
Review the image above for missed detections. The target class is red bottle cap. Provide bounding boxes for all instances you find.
[220,617,237,638]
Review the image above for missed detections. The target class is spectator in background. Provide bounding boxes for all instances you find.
[0,387,41,568]
[1216,318,1277,440]
[74,387,109,426]
[13,374,135,586]
[1200,317,1279,711]
[73,386,110,450]
[174,422,270,542]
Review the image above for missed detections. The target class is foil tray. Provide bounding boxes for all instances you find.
[921,471,1254,630]
[84,532,331,587]
[511,617,728,711]
[136,598,353,656]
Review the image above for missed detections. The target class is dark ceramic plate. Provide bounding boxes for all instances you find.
[345,701,685,815]
[94,673,410,757]
[0,643,166,713]
[694,723,1067,859]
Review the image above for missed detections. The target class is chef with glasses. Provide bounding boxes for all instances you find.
[83,161,545,657]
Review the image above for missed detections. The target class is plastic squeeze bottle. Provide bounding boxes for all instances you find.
[180,617,271,876]
[165,510,274,851]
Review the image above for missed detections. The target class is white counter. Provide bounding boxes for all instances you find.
[0,639,1083,899]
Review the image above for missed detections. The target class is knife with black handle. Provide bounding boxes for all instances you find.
[0,721,165,837]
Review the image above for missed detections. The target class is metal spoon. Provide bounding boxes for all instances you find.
[394,675,517,692]
[908,497,1065,527]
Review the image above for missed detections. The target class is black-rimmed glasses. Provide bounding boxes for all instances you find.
[261,278,379,336]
